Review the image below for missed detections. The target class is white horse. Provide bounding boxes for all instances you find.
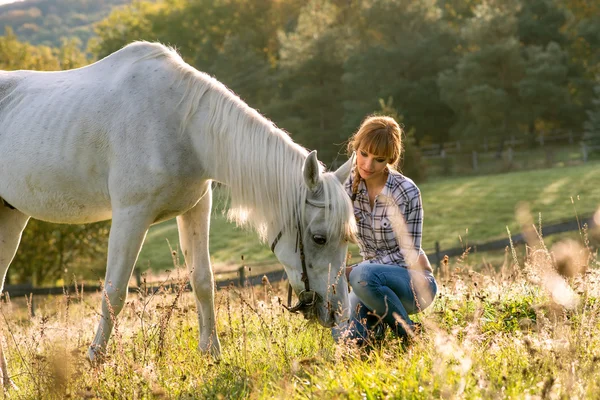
[0,41,356,388]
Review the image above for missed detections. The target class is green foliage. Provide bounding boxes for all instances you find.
[517,0,567,46]
[11,220,110,286]
[377,97,427,182]
[518,42,572,132]
[0,0,131,48]
[583,82,600,155]
[342,0,458,146]
[438,2,525,146]
[0,26,88,71]
[3,0,600,167]
[267,0,349,162]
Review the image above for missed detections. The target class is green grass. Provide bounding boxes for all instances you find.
[5,239,600,398]
[421,161,600,251]
[138,162,600,273]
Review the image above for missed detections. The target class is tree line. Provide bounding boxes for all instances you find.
[2,0,600,285]
[0,0,130,49]
[87,0,600,167]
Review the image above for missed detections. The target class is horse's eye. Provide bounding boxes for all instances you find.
[312,235,327,245]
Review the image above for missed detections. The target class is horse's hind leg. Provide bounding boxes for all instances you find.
[88,209,152,362]
[177,183,221,357]
[0,206,30,389]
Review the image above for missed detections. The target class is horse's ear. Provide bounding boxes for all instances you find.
[303,150,322,192]
[334,152,355,184]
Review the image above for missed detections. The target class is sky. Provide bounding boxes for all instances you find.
[0,0,24,6]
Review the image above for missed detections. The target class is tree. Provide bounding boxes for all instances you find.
[517,42,571,141]
[267,0,351,163]
[517,0,567,47]
[438,1,525,149]
[11,221,110,286]
[378,97,426,182]
[342,0,458,146]
[0,27,59,70]
[583,82,600,156]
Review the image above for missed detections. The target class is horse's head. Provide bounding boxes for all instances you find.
[271,151,356,328]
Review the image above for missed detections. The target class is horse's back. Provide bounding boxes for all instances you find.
[0,42,205,224]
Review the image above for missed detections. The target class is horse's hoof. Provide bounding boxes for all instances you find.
[87,346,105,366]
[198,342,221,360]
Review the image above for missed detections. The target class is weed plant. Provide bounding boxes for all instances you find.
[1,231,599,399]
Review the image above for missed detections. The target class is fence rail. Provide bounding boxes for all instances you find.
[426,216,596,269]
[3,216,596,305]
[417,131,600,175]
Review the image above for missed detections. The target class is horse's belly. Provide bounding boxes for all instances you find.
[1,177,112,224]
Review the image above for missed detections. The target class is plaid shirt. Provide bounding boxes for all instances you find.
[346,169,425,267]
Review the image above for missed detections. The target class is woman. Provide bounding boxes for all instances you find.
[335,115,437,345]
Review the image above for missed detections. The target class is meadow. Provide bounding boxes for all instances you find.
[0,162,597,398]
[1,226,599,399]
[137,162,600,276]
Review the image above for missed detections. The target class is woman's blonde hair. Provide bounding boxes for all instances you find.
[347,115,403,200]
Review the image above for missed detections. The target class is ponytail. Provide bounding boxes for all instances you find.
[350,167,361,202]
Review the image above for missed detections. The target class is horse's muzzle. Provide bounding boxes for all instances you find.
[283,290,321,316]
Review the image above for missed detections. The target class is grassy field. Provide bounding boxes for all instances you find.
[137,162,600,274]
[3,235,600,398]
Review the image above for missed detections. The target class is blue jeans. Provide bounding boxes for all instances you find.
[333,262,437,342]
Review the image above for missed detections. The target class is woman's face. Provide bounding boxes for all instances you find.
[356,148,388,183]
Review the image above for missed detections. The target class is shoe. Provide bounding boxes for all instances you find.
[373,323,386,341]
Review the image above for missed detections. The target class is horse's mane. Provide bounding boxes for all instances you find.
[128,41,355,242]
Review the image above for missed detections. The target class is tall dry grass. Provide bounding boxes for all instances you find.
[0,222,598,399]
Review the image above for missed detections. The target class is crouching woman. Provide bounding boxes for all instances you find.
[334,115,437,345]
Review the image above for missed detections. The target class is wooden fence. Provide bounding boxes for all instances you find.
[419,132,600,175]
[3,215,596,307]
[427,216,597,269]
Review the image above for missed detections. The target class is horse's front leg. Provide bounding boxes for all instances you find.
[0,206,30,389]
[176,184,221,357]
[88,208,152,362]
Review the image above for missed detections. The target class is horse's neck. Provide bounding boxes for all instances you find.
[192,94,306,233]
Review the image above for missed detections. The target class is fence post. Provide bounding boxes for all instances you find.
[435,241,441,273]
[472,151,478,171]
[239,255,246,287]
[238,266,245,287]
[582,142,588,163]
[507,147,513,164]
[135,268,142,287]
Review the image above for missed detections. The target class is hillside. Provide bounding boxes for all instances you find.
[0,0,132,48]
